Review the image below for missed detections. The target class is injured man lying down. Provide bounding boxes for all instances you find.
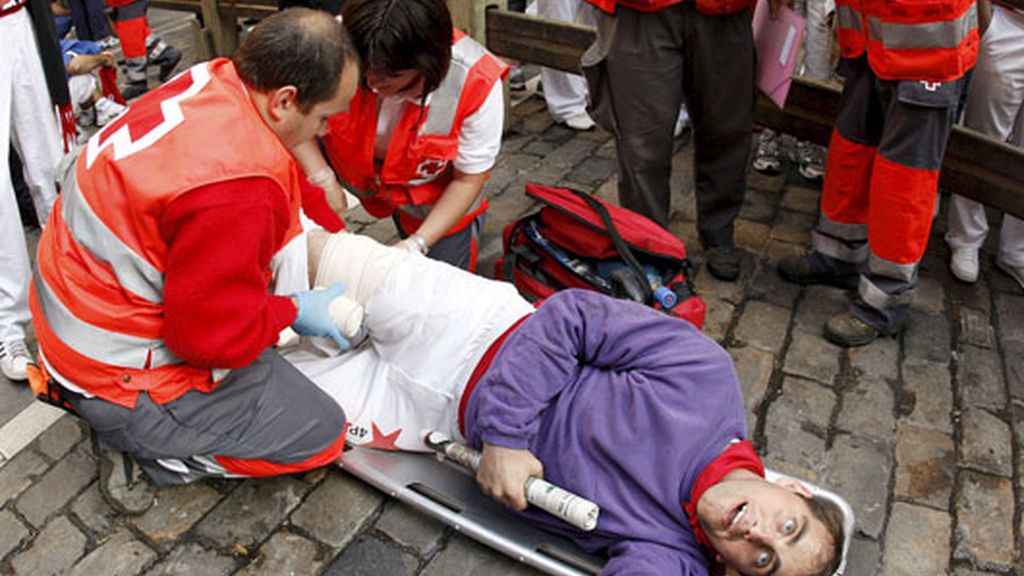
[281,231,850,576]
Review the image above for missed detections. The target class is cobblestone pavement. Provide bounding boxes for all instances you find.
[1,13,1022,575]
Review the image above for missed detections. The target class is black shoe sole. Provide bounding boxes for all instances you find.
[777,267,859,290]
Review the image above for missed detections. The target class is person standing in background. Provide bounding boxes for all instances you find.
[946,0,1024,291]
[581,0,768,281]
[0,0,63,382]
[779,0,980,346]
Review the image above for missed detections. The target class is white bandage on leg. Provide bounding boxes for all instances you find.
[328,295,365,340]
[314,232,405,304]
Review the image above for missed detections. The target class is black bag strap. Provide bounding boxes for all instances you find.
[568,189,653,304]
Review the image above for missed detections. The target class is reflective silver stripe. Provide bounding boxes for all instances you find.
[818,211,867,242]
[859,275,914,310]
[33,267,183,369]
[812,230,869,263]
[836,5,863,32]
[868,4,977,50]
[420,35,484,138]
[60,159,165,304]
[868,252,917,282]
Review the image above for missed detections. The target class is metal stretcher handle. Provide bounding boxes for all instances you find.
[422,431,601,532]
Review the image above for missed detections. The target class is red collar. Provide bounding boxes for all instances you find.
[682,439,765,551]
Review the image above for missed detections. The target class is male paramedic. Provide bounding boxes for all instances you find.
[286,231,850,576]
[29,8,360,515]
[778,0,980,346]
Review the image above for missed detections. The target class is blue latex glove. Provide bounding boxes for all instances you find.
[292,283,351,349]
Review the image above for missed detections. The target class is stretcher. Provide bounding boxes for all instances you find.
[338,444,856,576]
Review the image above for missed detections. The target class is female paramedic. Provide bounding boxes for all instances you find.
[292,0,508,271]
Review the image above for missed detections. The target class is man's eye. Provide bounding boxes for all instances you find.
[756,550,772,568]
[783,519,797,534]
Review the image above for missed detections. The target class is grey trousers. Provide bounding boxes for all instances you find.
[68,349,348,485]
[583,2,755,247]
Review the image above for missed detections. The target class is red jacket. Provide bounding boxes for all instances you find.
[31,59,304,408]
[321,30,506,236]
[585,0,752,16]
[836,0,979,81]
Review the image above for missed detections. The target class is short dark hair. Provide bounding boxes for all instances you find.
[233,8,358,112]
[806,495,846,576]
[341,0,452,99]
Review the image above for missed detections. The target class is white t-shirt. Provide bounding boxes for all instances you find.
[373,80,505,176]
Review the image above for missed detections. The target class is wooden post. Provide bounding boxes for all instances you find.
[200,0,238,56]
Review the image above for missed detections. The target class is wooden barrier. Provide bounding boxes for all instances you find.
[485,7,1024,221]
[149,0,276,56]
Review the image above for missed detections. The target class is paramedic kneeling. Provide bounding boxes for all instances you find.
[294,232,848,576]
[29,9,361,515]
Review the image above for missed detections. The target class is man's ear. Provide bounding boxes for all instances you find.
[266,85,300,121]
[774,477,814,499]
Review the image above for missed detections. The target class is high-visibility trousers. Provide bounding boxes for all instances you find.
[812,56,965,333]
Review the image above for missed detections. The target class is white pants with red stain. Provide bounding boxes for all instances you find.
[284,232,534,452]
[0,7,61,342]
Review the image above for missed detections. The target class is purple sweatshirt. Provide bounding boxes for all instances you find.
[464,289,748,576]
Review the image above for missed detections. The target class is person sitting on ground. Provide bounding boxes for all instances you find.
[59,39,127,132]
[283,230,850,576]
[30,8,360,516]
[291,0,507,272]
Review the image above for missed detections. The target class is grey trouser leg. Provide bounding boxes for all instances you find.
[69,349,348,485]
[584,3,754,246]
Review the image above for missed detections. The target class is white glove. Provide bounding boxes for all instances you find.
[394,234,429,255]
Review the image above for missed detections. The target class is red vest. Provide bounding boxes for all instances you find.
[321,30,506,235]
[836,0,979,81]
[585,0,752,16]
[31,59,303,408]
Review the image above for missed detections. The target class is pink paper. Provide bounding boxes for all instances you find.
[752,0,807,109]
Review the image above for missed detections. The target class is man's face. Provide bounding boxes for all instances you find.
[276,63,360,149]
[697,477,834,576]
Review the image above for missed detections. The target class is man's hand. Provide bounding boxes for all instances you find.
[476,444,543,511]
[768,0,794,19]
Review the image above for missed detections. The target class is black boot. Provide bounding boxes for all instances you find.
[778,251,860,290]
[150,41,183,83]
[121,81,149,100]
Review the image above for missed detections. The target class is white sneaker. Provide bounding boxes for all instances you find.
[0,339,31,381]
[95,97,128,127]
[950,247,979,283]
[564,113,595,131]
[996,257,1024,291]
[794,140,826,181]
[752,129,781,174]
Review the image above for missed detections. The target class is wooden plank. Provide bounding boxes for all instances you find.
[486,7,595,73]
[483,8,1024,220]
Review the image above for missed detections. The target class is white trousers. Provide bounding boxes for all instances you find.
[69,73,97,112]
[946,6,1024,268]
[794,0,835,82]
[0,9,61,342]
[531,0,595,121]
[285,233,533,452]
